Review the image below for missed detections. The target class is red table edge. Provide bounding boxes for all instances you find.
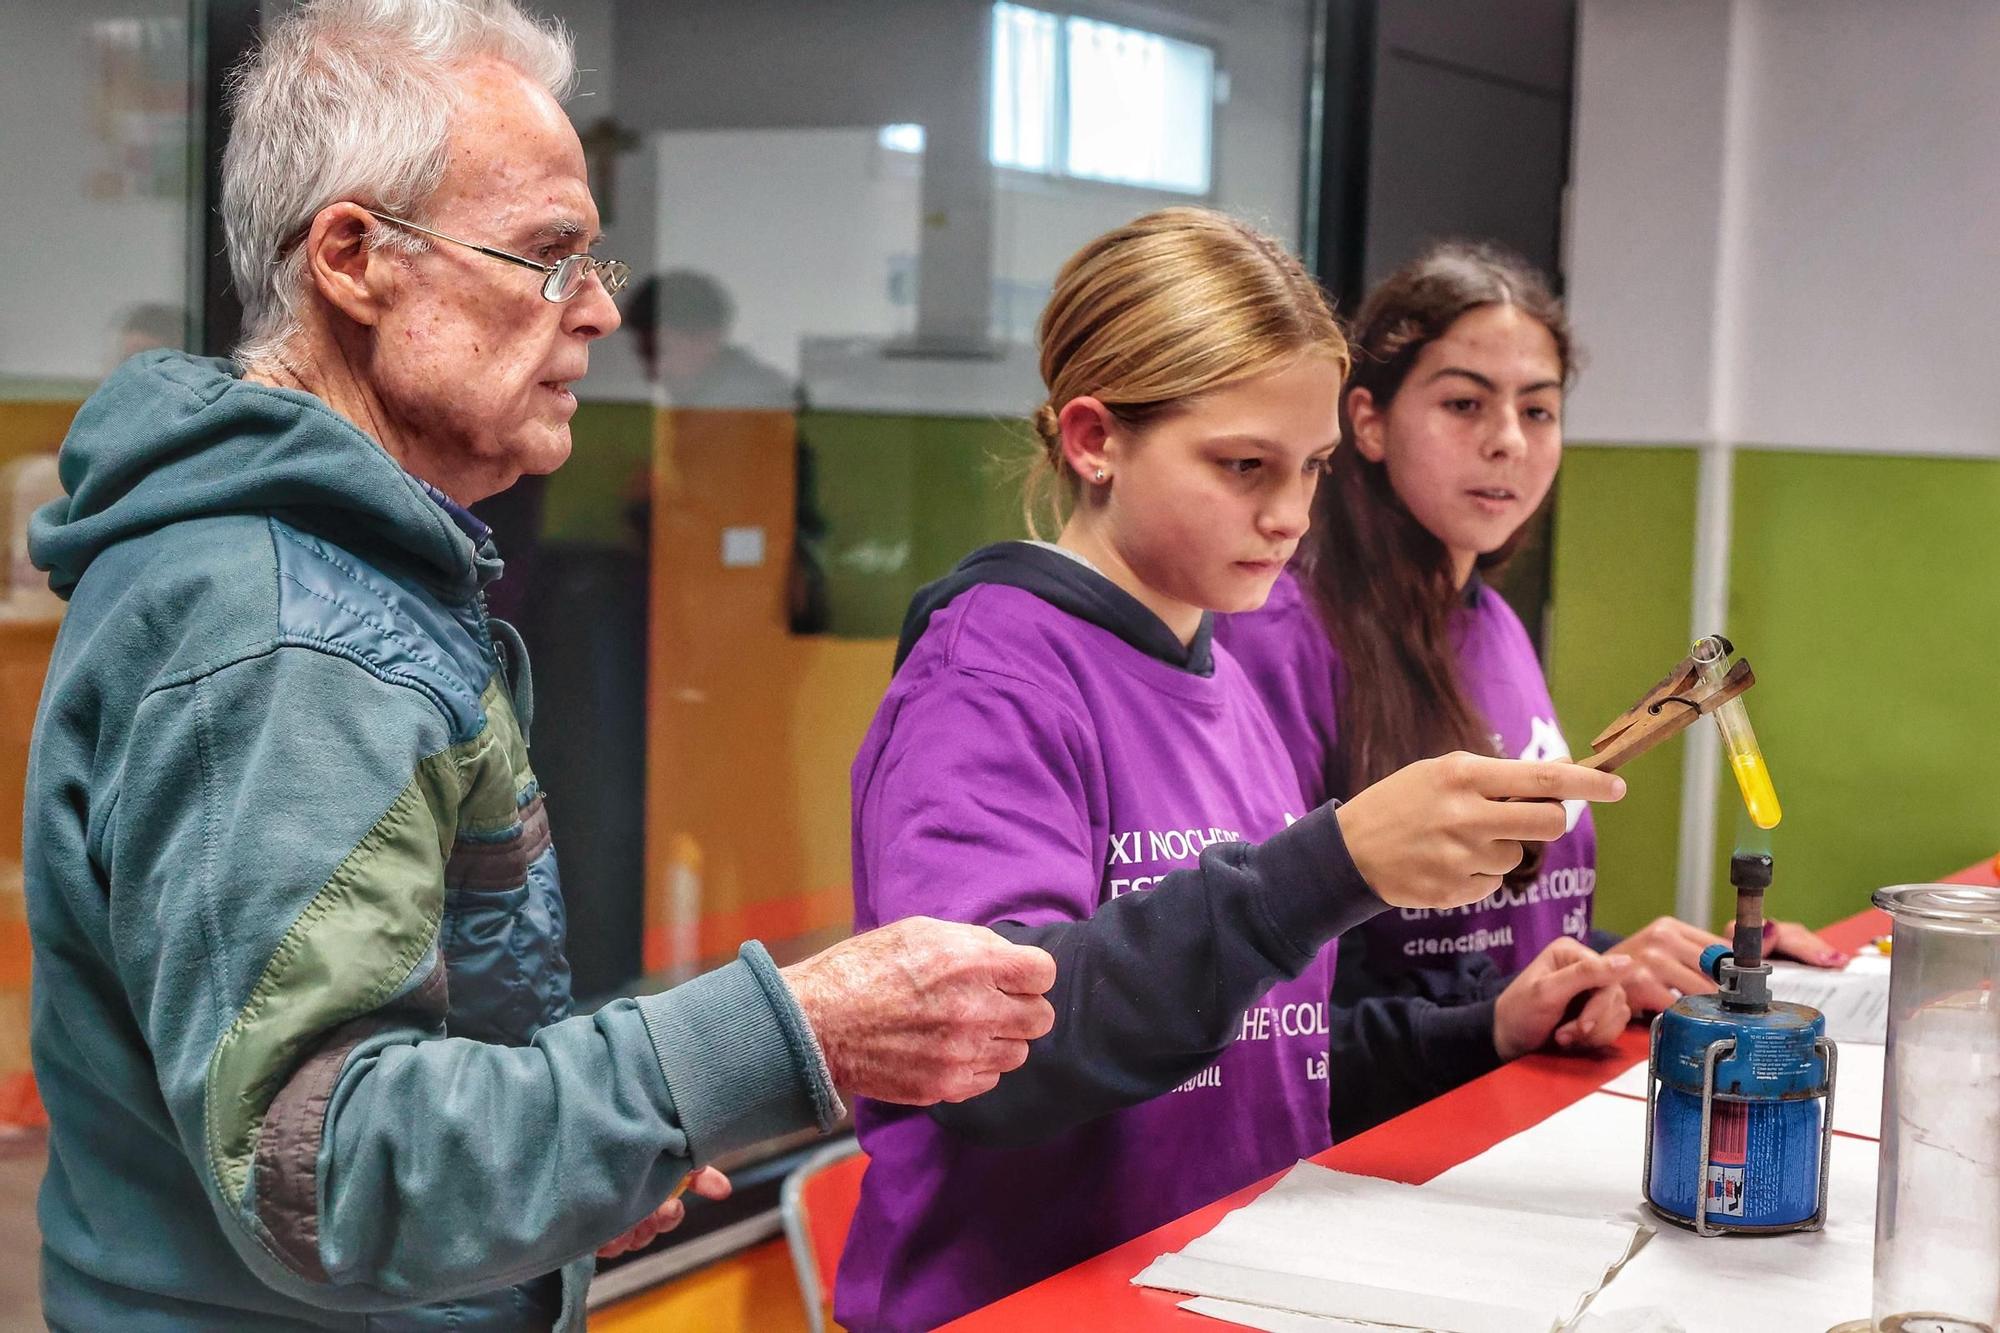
[946,865,1997,1330]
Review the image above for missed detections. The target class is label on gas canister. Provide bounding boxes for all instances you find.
[1703,1101,1749,1216]
[1648,1087,1822,1228]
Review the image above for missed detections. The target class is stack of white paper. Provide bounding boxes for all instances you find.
[1131,1160,1646,1332]
[1429,1092,1876,1332]
[1151,1091,1879,1333]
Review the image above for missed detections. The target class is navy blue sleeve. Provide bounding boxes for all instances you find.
[1324,935,1508,1140]
[1328,992,1502,1140]
[927,804,1383,1148]
[1587,926,1623,952]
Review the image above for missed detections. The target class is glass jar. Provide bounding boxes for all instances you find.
[1869,884,2000,1333]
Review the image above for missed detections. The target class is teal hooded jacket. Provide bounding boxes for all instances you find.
[23,351,842,1329]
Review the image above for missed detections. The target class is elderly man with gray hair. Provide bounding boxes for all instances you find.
[21,1,1054,1327]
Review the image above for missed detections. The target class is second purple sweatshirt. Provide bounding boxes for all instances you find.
[1217,569,1600,976]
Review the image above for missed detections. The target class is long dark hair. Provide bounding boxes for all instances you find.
[1305,241,1575,806]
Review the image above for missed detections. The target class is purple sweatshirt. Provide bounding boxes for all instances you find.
[837,548,1372,1331]
[1217,569,1600,977]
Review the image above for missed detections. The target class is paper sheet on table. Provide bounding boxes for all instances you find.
[1177,1299,1691,1333]
[1601,1040,1883,1140]
[1844,945,1892,975]
[1426,1091,1876,1332]
[1178,1296,1396,1331]
[1767,961,1890,1043]
[1131,1160,1644,1333]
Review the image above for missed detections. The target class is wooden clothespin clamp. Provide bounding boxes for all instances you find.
[1576,638,1755,772]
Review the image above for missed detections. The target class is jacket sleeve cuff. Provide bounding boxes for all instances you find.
[1416,995,1503,1082]
[637,942,845,1163]
[1243,802,1387,965]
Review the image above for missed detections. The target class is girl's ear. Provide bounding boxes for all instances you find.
[1347,387,1388,463]
[1057,397,1118,486]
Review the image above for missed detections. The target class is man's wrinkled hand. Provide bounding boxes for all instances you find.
[781,917,1057,1105]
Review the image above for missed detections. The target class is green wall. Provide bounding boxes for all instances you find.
[1548,444,2000,935]
[803,411,1031,637]
[537,401,654,552]
[1716,450,2000,922]
[1546,447,1699,935]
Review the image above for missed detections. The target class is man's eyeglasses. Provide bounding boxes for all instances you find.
[363,209,630,303]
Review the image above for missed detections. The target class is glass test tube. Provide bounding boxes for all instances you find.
[1692,635,1782,829]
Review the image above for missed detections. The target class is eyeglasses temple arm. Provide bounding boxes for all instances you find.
[373,212,553,276]
[464,243,552,275]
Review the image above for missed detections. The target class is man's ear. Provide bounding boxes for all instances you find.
[302,203,400,328]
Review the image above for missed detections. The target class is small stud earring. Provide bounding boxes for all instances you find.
[1093,468,1107,483]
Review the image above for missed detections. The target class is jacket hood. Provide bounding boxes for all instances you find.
[896,540,1214,676]
[30,350,493,598]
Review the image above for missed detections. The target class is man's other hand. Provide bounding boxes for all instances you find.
[781,918,1057,1104]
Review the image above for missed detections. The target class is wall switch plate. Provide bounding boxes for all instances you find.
[720,525,766,568]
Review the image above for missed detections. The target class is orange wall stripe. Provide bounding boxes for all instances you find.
[643,884,854,973]
[0,921,29,991]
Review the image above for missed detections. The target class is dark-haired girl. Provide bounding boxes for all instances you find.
[1220,241,1843,1139]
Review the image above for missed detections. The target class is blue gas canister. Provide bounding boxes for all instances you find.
[1641,855,1839,1236]
[1644,993,1834,1232]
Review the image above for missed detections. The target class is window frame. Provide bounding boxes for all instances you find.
[989,0,1223,200]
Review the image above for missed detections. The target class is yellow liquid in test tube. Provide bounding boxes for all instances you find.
[1728,748,1782,829]
[1691,636,1783,830]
